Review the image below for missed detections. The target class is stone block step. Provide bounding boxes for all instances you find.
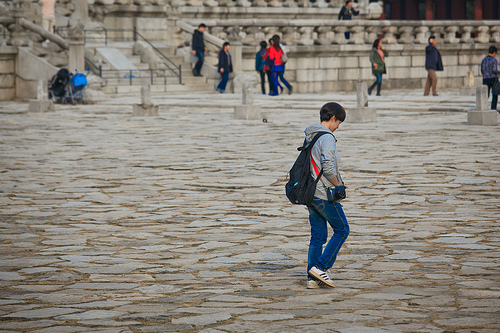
[112,83,212,94]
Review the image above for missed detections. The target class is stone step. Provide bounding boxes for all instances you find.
[112,83,213,94]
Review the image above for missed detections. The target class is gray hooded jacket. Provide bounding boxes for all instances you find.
[304,124,342,201]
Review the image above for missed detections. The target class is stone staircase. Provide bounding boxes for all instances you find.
[86,42,213,96]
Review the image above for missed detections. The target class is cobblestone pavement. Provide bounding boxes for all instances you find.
[0,90,499,333]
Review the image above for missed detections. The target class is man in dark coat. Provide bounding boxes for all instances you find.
[424,36,443,96]
[192,23,207,77]
[216,42,233,93]
[338,1,360,40]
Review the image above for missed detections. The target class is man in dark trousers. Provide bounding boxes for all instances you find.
[424,36,443,96]
[338,1,360,40]
[192,23,207,77]
[216,42,233,93]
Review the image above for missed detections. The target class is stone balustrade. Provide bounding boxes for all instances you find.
[91,0,345,8]
[184,19,500,46]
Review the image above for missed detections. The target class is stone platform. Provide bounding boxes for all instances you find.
[0,90,499,332]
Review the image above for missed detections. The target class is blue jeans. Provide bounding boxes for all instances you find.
[307,198,349,279]
[277,65,291,89]
[271,65,284,95]
[217,72,229,92]
[368,73,383,95]
[194,50,204,74]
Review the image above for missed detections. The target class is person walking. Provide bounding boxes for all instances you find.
[216,42,233,93]
[368,39,387,96]
[338,1,360,40]
[192,23,207,77]
[481,46,499,110]
[263,38,279,95]
[39,0,56,34]
[424,36,443,96]
[269,35,286,96]
[304,102,349,289]
[256,41,267,95]
[277,42,293,95]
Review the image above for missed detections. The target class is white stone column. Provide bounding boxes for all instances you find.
[398,26,415,44]
[475,26,490,44]
[68,24,86,73]
[381,26,397,44]
[444,26,459,44]
[460,26,473,43]
[72,0,89,25]
[414,26,429,44]
[467,85,498,126]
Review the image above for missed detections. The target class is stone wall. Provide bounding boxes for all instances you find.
[239,43,488,93]
[0,47,17,101]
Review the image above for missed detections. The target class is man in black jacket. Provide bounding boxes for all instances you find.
[216,42,233,93]
[424,36,443,96]
[192,24,207,77]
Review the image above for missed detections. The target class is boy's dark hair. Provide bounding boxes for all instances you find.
[320,102,346,122]
[346,0,352,5]
[198,23,207,29]
[223,42,230,48]
[260,41,267,49]
[428,36,436,43]
[372,38,380,49]
[489,46,497,54]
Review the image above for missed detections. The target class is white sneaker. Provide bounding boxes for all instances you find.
[308,266,336,288]
[307,279,326,289]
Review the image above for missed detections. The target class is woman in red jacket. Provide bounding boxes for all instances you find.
[269,35,285,96]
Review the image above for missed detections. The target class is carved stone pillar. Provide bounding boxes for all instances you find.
[350,26,365,45]
[228,26,242,73]
[236,0,252,7]
[414,26,429,44]
[491,26,500,43]
[282,0,296,7]
[398,26,415,44]
[252,0,268,7]
[460,26,473,43]
[296,27,314,46]
[68,24,86,73]
[314,0,328,8]
[280,26,295,46]
[381,26,397,44]
[332,26,347,45]
[316,26,333,45]
[267,0,283,8]
[217,0,234,6]
[297,0,311,7]
[72,0,89,24]
[475,26,490,44]
[7,0,29,47]
[366,26,381,44]
[430,26,444,41]
[444,26,459,44]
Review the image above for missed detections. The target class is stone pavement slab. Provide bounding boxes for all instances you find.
[0,89,499,332]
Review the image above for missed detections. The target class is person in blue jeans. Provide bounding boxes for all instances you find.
[192,24,207,77]
[216,42,232,93]
[304,102,349,289]
[481,46,499,110]
[368,39,387,96]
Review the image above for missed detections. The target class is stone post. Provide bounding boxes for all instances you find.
[459,71,475,96]
[72,0,89,25]
[348,83,376,123]
[29,79,54,113]
[228,26,243,74]
[133,83,159,116]
[234,79,261,120]
[67,24,85,73]
[7,0,29,47]
[467,85,498,126]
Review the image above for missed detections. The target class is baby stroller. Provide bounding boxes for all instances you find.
[48,68,70,103]
[67,71,88,105]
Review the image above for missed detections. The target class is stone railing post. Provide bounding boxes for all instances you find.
[398,26,415,44]
[475,26,490,44]
[316,26,333,45]
[444,25,459,44]
[381,26,397,44]
[296,26,314,46]
[332,26,347,44]
[7,0,29,47]
[350,25,365,45]
[460,26,473,43]
[414,26,429,44]
[280,26,296,46]
[491,26,500,43]
[72,0,89,25]
[68,24,85,73]
[228,26,243,73]
[366,25,381,44]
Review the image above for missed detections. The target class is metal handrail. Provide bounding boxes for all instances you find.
[133,27,182,84]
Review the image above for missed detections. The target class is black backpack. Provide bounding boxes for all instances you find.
[285,132,332,206]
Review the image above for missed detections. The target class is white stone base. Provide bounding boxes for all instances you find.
[347,107,376,123]
[459,86,476,96]
[467,110,498,126]
[234,105,261,120]
[29,100,54,113]
[133,104,159,116]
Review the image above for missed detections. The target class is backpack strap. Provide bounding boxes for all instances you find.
[306,131,335,181]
